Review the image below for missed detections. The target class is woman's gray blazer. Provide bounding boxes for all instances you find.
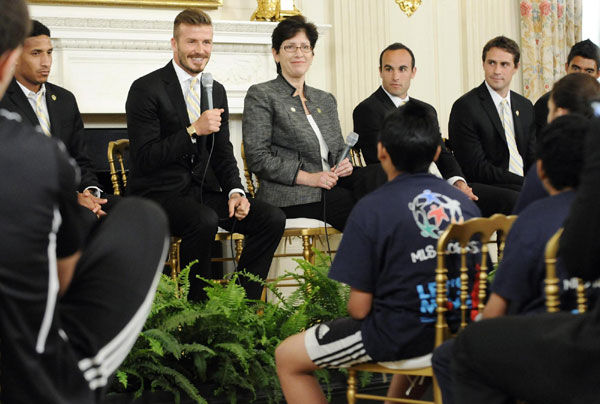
[242,75,346,207]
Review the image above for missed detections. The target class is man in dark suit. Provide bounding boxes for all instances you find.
[449,36,536,211]
[126,9,285,301]
[0,20,111,218]
[354,42,515,216]
[533,39,599,138]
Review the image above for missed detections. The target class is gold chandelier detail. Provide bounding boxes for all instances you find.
[395,0,422,17]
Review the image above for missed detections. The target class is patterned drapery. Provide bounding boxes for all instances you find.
[520,0,582,101]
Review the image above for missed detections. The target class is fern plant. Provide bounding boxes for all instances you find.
[110,251,354,404]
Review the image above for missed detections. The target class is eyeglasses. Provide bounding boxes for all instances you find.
[282,44,312,54]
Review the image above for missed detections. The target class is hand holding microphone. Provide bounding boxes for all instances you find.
[333,131,359,177]
[192,72,224,135]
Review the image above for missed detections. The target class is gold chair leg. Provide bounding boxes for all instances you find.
[301,235,312,262]
[235,239,243,262]
[347,368,357,404]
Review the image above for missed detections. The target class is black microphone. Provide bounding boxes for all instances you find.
[336,131,359,166]
[201,72,214,110]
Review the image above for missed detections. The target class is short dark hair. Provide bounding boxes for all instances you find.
[482,36,520,65]
[538,114,588,190]
[550,73,600,118]
[271,15,318,75]
[379,42,415,69]
[173,8,212,38]
[0,0,30,56]
[567,39,600,70]
[379,101,439,173]
[29,20,50,38]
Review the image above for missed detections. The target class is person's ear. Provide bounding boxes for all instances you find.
[433,145,441,162]
[536,159,546,181]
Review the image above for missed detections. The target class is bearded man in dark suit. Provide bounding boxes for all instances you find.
[448,36,536,212]
[0,20,111,218]
[125,9,285,301]
[353,42,512,216]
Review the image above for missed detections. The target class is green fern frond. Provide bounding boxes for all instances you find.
[142,329,182,359]
[214,342,251,371]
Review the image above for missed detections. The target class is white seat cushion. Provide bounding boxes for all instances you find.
[378,353,432,370]
[285,218,335,229]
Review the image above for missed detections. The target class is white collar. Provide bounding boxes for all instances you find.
[17,80,46,98]
[382,86,409,108]
[484,80,511,108]
[172,59,201,85]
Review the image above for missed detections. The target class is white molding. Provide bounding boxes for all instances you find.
[30,13,329,116]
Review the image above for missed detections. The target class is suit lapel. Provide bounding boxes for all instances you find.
[162,62,190,128]
[6,79,39,127]
[374,86,397,114]
[45,84,59,137]
[477,83,506,144]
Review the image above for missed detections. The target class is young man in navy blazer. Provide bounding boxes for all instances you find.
[449,36,536,211]
[126,9,285,301]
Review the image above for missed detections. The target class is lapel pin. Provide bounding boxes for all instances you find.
[317,107,322,114]
[290,107,296,112]
[516,110,519,117]
[51,95,57,101]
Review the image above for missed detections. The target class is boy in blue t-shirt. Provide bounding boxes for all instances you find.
[433,114,595,404]
[275,101,480,404]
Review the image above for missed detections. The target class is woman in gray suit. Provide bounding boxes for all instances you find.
[243,16,357,230]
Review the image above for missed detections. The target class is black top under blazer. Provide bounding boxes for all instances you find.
[0,78,100,192]
[125,62,244,198]
[242,75,346,207]
[352,86,464,180]
[448,81,536,187]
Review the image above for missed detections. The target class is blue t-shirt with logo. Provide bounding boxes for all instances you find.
[493,190,599,314]
[329,173,481,361]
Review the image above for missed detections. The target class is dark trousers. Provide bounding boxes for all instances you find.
[156,190,285,301]
[452,310,600,404]
[432,339,456,404]
[1,198,169,403]
[470,183,520,217]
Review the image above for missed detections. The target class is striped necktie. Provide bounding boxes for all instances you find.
[500,99,523,176]
[32,91,51,137]
[186,76,201,123]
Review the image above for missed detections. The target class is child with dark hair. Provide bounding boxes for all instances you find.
[275,101,480,404]
[433,114,598,404]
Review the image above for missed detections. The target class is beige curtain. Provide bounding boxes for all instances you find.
[520,0,582,102]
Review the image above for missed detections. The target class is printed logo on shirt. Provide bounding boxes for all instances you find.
[408,189,464,239]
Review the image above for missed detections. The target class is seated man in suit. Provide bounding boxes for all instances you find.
[125,9,285,301]
[533,39,599,138]
[353,42,515,216]
[449,36,536,211]
[0,20,113,219]
[0,3,169,402]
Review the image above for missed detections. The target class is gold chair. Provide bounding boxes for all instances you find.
[545,228,587,314]
[240,143,341,264]
[346,214,517,404]
[107,139,245,282]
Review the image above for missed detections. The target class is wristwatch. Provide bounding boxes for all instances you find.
[186,124,196,138]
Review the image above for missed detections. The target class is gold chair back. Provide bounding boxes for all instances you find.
[545,228,586,314]
[346,213,517,404]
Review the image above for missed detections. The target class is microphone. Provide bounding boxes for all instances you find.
[201,72,214,110]
[336,131,359,166]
